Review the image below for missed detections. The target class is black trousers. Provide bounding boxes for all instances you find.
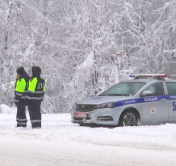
[28,100,42,128]
[16,101,27,127]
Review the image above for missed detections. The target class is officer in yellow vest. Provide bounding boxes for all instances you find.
[27,66,45,128]
[15,67,30,127]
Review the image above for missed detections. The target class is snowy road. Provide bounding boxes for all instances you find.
[0,105,176,166]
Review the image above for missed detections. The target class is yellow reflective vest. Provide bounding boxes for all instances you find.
[15,73,30,104]
[27,77,45,101]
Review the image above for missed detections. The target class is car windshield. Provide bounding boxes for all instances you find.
[99,82,146,96]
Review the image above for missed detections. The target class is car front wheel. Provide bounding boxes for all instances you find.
[118,110,138,127]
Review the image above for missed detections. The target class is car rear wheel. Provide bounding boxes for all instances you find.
[118,110,138,127]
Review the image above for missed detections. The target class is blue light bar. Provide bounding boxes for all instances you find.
[130,74,167,78]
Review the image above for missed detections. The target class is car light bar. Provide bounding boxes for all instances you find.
[130,74,167,78]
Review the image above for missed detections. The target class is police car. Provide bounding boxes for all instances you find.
[71,74,176,126]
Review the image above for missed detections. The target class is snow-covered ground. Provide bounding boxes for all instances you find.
[0,104,176,166]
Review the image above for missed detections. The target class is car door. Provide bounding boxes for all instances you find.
[165,82,176,122]
[141,82,168,124]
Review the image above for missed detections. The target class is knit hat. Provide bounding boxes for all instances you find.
[32,66,41,77]
[17,67,25,75]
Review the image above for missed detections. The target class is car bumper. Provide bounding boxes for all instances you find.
[71,108,122,126]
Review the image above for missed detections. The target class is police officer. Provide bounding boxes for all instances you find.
[27,66,45,128]
[15,67,30,127]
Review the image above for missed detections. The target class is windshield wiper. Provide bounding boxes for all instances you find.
[112,94,127,96]
[99,94,127,96]
[99,94,112,96]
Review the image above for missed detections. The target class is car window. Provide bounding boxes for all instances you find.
[145,82,164,96]
[166,82,176,95]
[99,82,146,96]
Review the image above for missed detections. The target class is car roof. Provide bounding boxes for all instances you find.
[122,77,176,84]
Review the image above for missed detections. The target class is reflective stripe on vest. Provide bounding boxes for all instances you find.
[16,92,22,96]
[26,96,44,100]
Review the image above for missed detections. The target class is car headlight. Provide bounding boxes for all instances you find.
[94,102,115,109]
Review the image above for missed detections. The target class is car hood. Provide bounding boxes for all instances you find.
[76,96,131,105]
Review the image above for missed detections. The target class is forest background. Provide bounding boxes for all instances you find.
[0,0,176,113]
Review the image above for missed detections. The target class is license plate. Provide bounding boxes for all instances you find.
[74,112,87,118]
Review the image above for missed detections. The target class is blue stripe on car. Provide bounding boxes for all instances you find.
[114,95,176,108]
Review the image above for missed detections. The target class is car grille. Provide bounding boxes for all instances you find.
[96,116,114,121]
[74,117,91,120]
[75,104,96,112]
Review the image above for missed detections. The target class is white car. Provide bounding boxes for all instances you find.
[71,74,176,126]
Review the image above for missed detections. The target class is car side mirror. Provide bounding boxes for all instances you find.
[141,90,153,97]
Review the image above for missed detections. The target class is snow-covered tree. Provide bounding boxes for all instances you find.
[1,0,176,112]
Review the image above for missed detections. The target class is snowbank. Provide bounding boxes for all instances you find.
[0,104,16,114]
